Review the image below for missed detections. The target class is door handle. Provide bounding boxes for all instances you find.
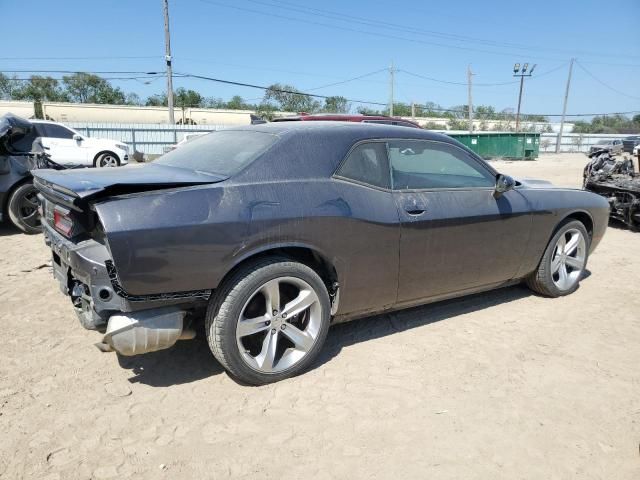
[405,208,426,215]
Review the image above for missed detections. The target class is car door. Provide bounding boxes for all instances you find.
[332,141,400,316]
[38,124,88,165]
[388,139,532,305]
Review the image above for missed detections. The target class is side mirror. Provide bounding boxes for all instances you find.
[494,174,515,198]
[73,134,83,142]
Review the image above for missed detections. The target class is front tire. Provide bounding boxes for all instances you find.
[94,152,120,168]
[526,219,590,297]
[7,182,42,234]
[206,258,331,385]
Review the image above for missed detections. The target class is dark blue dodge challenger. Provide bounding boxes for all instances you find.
[34,122,609,384]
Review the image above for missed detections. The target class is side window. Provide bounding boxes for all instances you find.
[336,142,390,189]
[33,124,47,137]
[388,140,495,190]
[41,124,74,139]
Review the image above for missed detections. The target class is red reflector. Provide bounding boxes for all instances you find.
[53,208,74,237]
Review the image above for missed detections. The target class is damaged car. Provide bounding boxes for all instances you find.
[584,148,640,231]
[1,114,41,233]
[1,114,87,234]
[34,122,609,385]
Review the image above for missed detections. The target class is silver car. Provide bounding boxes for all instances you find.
[589,139,623,155]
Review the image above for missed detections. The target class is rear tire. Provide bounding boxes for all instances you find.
[7,182,41,234]
[206,257,331,385]
[526,219,590,297]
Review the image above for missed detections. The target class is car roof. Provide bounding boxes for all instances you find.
[227,121,469,183]
[272,113,421,127]
[227,120,452,142]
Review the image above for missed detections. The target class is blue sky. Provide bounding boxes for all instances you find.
[2,0,639,117]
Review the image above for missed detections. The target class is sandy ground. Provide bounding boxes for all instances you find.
[0,153,638,479]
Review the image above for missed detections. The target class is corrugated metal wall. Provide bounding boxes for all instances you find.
[64,122,221,155]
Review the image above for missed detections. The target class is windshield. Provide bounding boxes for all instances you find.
[156,130,278,176]
[595,140,609,145]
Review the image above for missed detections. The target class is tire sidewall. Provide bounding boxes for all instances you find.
[208,260,331,385]
[7,182,41,234]
[540,220,590,297]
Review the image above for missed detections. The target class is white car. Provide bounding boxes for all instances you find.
[32,120,129,167]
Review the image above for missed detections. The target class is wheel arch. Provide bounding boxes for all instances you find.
[221,243,340,298]
[559,210,594,239]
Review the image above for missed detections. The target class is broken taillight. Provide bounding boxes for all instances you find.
[53,207,74,237]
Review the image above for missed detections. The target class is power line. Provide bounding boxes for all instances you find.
[175,71,388,106]
[241,0,640,61]
[0,56,161,60]
[195,0,570,61]
[575,61,640,101]
[305,68,388,91]
[1,70,163,75]
[7,76,164,81]
[176,57,370,81]
[399,62,567,87]
[400,69,516,86]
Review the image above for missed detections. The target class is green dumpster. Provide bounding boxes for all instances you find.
[447,132,540,160]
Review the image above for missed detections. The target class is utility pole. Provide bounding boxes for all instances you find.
[556,58,575,153]
[513,62,536,132]
[162,0,175,125]
[389,61,394,117]
[411,101,415,119]
[467,65,473,133]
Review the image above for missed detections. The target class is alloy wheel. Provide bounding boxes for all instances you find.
[235,276,322,373]
[99,154,118,167]
[551,228,586,291]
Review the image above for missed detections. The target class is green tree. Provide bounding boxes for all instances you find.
[13,76,68,102]
[174,87,203,108]
[418,102,446,118]
[263,83,320,113]
[322,96,350,113]
[356,106,382,115]
[125,92,142,106]
[0,73,21,100]
[255,102,278,120]
[62,73,126,104]
[390,102,412,116]
[145,93,167,106]
[423,121,443,130]
[224,95,255,110]
[447,119,467,130]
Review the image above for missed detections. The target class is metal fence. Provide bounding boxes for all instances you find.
[538,133,631,153]
[63,122,636,157]
[65,122,222,155]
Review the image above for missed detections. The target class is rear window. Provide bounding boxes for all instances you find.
[155,130,278,176]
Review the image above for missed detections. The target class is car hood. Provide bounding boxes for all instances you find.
[517,178,557,189]
[33,163,227,204]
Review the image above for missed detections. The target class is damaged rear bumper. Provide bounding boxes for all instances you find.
[42,223,201,355]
